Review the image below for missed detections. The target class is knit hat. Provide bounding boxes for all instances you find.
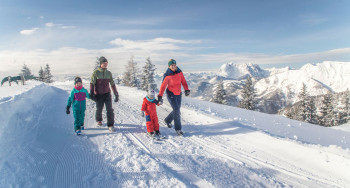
[99,56,108,65]
[168,59,176,67]
[74,77,82,84]
[147,89,156,99]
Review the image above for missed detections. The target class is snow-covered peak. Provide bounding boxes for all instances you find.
[217,62,268,80]
[255,61,350,104]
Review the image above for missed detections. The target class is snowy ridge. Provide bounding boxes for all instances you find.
[217,62,268,80]
[0,81,350,187]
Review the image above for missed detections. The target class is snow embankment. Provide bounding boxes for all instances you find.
[0,84,123,187]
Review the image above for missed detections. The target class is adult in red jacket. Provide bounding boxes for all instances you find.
[158,59,190,136]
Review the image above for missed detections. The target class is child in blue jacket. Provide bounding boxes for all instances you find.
[66,77,90,135]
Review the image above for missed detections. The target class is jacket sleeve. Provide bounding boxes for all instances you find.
[141,98,147,112]
[158,76,169,97]
[91,70,97,85]
[108,71,118,95]
[180,72,189,91]
[84,89,90,99]
[109,71,116,86]
[67,90,74,107]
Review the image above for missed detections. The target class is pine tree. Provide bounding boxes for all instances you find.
[140,57,156,91]
[211,80,227,104]
[298,83,309,122]
[319,90,335,126]
[44,64,53,83]
[340,89,350,124]
[239,76,256,110]
[38,67,44,82]
[308,96,318,124]
[94,56,100,71]
[20,64,32,78]
[122,56,139,87]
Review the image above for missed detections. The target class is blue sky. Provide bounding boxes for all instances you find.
[1,0,350,76]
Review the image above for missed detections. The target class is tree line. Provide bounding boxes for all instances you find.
[208,76,350,127]
[284,83,350,127]
[20,63,53,83]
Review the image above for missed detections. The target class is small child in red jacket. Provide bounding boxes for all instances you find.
[141,88,164,139]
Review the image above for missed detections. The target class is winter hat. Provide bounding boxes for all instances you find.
[168,59,176,67]
[74,77,82,84]
[99,56,108,65]
[147,89,156,98]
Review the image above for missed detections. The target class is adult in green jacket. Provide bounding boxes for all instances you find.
[90,56,119,132]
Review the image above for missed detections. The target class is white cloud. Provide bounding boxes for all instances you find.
[20,28,39,35]
[1,37,350,79]
[110,37,201,51]
[45,22,75,29]
[45,22,61,27]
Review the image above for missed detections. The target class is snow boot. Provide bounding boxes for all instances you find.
[97,121,103,127]
[164,120,172,128]
[147,131,156,139]
[176,130,183,136]
[75,129,81,135]
[155,130,165,139]
[108,126,115,132]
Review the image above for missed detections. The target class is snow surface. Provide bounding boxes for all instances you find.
[1,80,350,187]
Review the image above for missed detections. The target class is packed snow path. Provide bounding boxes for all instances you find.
[0,82,349,187]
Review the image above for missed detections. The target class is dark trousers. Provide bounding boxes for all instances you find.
[95,92,114,127]
[165,93,182,130]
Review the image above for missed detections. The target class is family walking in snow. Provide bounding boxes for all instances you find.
[66,57,190,137]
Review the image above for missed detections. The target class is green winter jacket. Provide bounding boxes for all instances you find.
[90,68,117,95]
[67,87,90,111]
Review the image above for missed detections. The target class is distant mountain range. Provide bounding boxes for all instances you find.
[178,61,350,114]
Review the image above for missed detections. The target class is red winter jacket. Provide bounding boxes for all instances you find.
[141,97,159,116]
[158,68,189,96]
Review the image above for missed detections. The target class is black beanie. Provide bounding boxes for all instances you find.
[74,77,82,84]
[99,56,108,65]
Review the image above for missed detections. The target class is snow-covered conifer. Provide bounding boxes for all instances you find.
[93,56,100,71]
[122,56,139,87]
[20,64,32,78]
[211,80,227,104]
[340,89,350,124]
[239,76,256,110]
[140,57,156,91]
[38,67,44,82]
[44,64,53,83]
[319,90,335,126]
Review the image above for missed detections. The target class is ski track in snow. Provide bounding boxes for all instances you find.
[0,82,350,187]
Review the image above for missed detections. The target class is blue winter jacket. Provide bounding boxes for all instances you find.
[67,87,90,111]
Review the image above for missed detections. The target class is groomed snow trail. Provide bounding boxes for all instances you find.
[0,82,349,187]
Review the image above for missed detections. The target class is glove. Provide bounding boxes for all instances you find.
[185,90,190,96]
[66,106,70,114]
[114,93,119,102]
[157,95,163,103]
[90,93,96,102]
[141,111,145,117]
[157,99,163,105]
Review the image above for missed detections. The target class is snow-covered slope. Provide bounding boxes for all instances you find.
[1,81,350,187]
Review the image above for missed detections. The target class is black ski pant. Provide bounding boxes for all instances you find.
[95,92,114,127]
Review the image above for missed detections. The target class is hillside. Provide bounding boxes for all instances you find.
[0,81,350,187]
